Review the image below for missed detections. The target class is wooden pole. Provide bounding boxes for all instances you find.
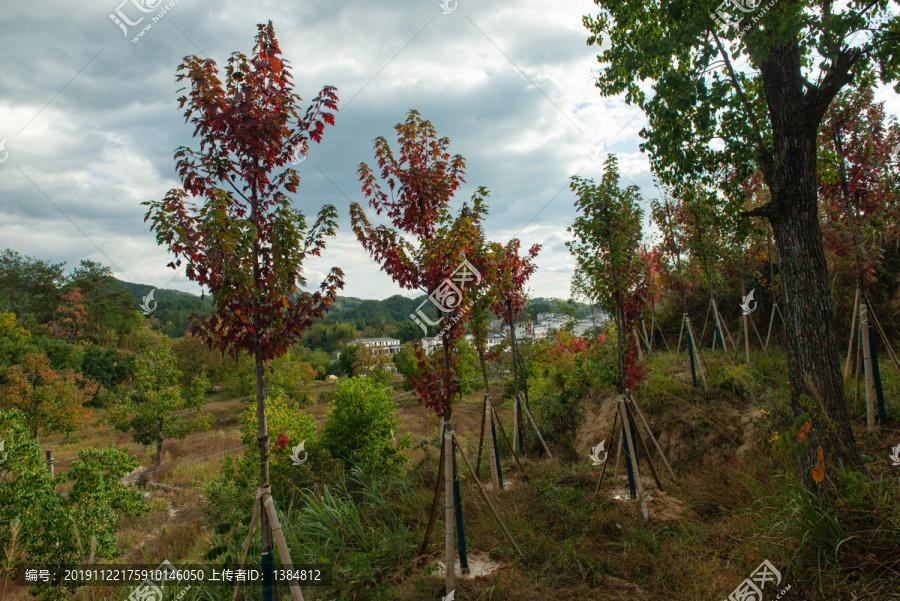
[634,327,644,362]
[685,316,708,389]
[671,313,686,379]
[487,399,530,482]
[263,494,305,601]
[613,421,624,479]
[233,494,262,601]
[444,428,455,594]
[475,392,488,477]
[845,288,860,379]
[624,399,663,492]
[700,300,712,344]
[451,432,524,558]
[517,394,552,459]
[628,398,676,480]
[765,302,777,350]
[750,315,767,353]
[618,395,648,521]
[732,318,744,364]
[860,300,877,430]
[595,408,619,494]
[865,293,900,373]
[487,403,501,491]
[45,450,54,478]
[713,298,737,354]
[855,320,863,410]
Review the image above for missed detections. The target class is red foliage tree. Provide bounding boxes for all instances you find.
[142,22,342,560]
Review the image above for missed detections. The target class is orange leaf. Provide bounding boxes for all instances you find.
[811,462,825,482]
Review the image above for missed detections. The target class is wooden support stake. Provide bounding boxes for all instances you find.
[628,398,676,480]
[700,300,712,344]
[595,407,619,494]
[46,450,54,478]
[671,313,686,379]
[634,327,644,362]
[860,300,876,431]
[845,288,860,379]
[487,399,530,482]
[263,495,305,601]
[865,293,900,373]
[624,399,663,492]
[618,395,648,521]
[452,433,524,558]
[685,316,708,389]
[765,303,777,350]
[750,314,767,354]
[517,394,552,459]
[713,298,737,356]
[487,403,501,491]
[613,422,624,480]
[444,429,455,594]
[233,495,261,601]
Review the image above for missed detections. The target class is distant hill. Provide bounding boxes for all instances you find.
[114,280,214,338]
[113,280,593,338]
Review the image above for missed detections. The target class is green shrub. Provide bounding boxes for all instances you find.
[320,378,410,475]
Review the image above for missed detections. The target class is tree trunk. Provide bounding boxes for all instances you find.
[745,41,862,475]
[475,350,489,475]
[255,342,272,555]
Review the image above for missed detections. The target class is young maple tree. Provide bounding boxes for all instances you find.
[0,351,97,441]
[350,109,488,557]
[487,237,541,451]
[142,21,342,559]
[567,156,647,392]
[818,76,900,291]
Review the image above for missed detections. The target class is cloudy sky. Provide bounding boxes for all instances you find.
[1,0,897,301]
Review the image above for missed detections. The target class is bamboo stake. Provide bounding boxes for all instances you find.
[860,300,877,430]
[623,399,663,491]
[487,399,530,482]
[595,407,619,494]
[263,495,304,601]
[685,316,708,389]
[618,395,648,521]
[444,428,455,593]
[487,403,501,491]
[671,313,686,379]
[855,319,862,410]
[713,298,737,354]
[628,397,676,480]
[865,293,900,373]
[750,314,767,353]
[451,433,524,558]
[641,319,653,352]
[233,495,262,601]
[517,394,552,459]
[700,300,712,344]
[732,318,744,364]
[765,302,777,350]
[845,288,860,379]
[613,421,624,479]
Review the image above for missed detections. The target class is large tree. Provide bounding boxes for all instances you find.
[583,0,900,470]
[142,21,342,567]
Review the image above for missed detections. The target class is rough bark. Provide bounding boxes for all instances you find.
[747,40,861,472]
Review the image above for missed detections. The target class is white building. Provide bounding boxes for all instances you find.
[351,337,401,355]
